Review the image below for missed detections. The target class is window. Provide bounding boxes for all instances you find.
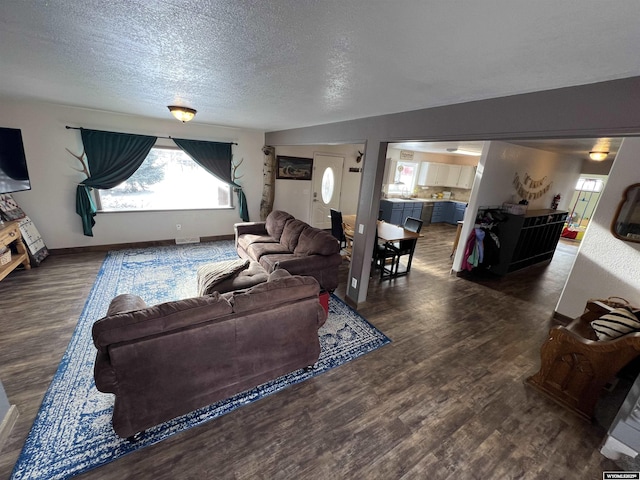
[97,147,232,211]
[387,161,418,195]
[575,177,604,193]
[321,167,335,204]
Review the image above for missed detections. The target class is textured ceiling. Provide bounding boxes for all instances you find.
[1,1,640,131]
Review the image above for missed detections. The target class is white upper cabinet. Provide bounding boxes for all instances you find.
[444,165,461,187]
[418,162,446,186]
[418,162,476,189]
[457,165,476,189]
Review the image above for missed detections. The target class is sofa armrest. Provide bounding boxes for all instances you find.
[106,293,148,316]
[235,221,267,237]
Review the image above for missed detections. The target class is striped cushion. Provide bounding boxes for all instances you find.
[591,308,640,341]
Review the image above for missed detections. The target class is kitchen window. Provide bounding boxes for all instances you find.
[387,161,418,195]
[97,146,232,211]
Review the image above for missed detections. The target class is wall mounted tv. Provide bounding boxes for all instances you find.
[0,127,31,194]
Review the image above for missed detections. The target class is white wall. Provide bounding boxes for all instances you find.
[272,144,363,222]
[453,141,583,271]
[556,137,640,317]
[0,98,265,248]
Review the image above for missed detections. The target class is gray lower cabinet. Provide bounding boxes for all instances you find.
[380,200,423,226]
[453,202,466,223]
[431,201,466,225]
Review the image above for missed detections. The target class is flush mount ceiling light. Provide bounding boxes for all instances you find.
[167,105,197,123]
[589,151,609,161]
[446,147,482,157]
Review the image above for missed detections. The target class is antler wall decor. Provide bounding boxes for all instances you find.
[231,157,244,184]
[66,148,90,180]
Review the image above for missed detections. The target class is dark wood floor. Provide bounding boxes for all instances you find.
[0,224,627,479]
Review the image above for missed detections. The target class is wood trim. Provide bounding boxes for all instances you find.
[0,405,19,454]
[48,235,234,255]
[552,310,573,326]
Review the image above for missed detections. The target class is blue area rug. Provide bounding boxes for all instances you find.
[11,241,390,480]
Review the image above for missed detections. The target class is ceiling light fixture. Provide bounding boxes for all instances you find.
[589,151,609,161]
[167,105,197,123]
[446,147,481,157]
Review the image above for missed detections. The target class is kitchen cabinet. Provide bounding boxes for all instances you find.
[445,165,462,187]
[379,200,422,226]
[453,202,467,223]
[457,166,476,189]
[431,201,454,224]
[430,201,466,225]
[418,162,475,189]
[418,162,447,186]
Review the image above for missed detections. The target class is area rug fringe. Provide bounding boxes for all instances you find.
[11,241,390,480]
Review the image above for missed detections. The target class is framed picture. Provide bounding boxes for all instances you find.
[276,156,313,180]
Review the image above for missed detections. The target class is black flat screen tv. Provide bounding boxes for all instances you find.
[0,127,31,194]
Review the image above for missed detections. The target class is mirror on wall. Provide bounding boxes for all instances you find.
[612,183,640,242]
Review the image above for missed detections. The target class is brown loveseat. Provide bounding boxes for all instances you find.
[93,270,327,439]
[234,210,342,291]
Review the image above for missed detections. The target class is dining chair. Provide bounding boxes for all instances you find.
[330,208,346,248]
[372,228,399,279]
[342,221,355,261]
[384,217,423,276]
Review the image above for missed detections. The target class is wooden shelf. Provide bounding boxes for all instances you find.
[0,221,30,282]
[489,209,568,275]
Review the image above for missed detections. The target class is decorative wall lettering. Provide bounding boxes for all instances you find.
[513,172,553,200]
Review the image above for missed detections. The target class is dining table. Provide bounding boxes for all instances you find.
[342,214,423,279]
[342,214,422,242]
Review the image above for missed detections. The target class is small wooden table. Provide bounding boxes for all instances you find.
[0,220,31,282]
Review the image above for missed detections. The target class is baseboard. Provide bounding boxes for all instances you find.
[48,235,234,255]
[552,310,573,326]
[0,405,19,454]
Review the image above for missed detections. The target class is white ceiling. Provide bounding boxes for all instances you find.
[390,138,623,161]
[1,1,640,131]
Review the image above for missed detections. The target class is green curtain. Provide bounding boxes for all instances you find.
[76,129,157,236]
[173,138,249,221]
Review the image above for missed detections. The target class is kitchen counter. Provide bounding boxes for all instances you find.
[384,197,467,204]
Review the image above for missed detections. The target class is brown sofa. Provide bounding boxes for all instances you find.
[234,210,342,291]
[92,270,327,439]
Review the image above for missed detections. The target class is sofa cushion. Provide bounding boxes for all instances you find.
[231,274,320,313]
[280,219,309,252]
[247,241,292,260]
[591,307,640,341]
[93,293,233,352]
[265,211,294,241]
[258,253,296,273]
[237,234,277,252]
[294,227,340,256]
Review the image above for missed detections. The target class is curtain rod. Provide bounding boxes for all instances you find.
[65,126,238,145]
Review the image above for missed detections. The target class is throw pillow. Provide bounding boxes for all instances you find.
[0,193,26,221]
[591,307,640,341]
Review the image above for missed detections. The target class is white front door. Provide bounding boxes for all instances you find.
[310,154,344,229]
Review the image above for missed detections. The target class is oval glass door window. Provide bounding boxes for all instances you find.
[321,167,335,204]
